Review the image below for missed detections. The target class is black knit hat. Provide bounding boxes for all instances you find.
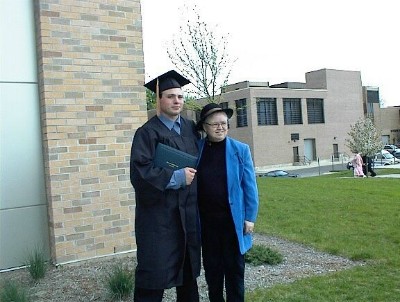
[196,103,233,130]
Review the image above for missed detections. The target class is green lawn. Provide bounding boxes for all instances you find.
[247,168,400,301]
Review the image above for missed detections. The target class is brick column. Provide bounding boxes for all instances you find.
[34,0,146,264]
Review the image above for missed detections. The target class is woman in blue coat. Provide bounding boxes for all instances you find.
[196,103,259,302]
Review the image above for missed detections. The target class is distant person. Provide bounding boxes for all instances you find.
[196,103,259,302]
[362,155,377,177]
[352,152,365,177]
[130,70,201,302]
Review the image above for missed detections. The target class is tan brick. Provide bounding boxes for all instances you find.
[37,0,143,266]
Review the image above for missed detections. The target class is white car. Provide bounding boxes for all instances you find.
[383,144,400,154]
[373,150,400,165]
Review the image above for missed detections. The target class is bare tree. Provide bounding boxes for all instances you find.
[345,117,383,156]
[167,5,236,103]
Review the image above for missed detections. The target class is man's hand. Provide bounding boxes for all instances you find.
[184,167,197,185]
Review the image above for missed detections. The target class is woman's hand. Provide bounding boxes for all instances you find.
[244,220,255,234]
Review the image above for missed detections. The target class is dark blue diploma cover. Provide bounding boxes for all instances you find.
[154,143,198,170]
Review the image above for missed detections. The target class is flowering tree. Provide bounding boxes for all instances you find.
[345,117,383,156]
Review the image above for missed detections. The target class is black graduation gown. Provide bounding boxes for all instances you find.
[130,115,201,289]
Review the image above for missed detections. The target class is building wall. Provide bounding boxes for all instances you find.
[373,105,400,144]
[309,69,364,160]
[1,0,50,270]
[34,0,145,265]
[222,88,254,147]
[224,69,365,167]
[362,86,400,145]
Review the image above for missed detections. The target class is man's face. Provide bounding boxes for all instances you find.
[159,88,184,119]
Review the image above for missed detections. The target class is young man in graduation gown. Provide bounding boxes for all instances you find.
[130,70,201,302]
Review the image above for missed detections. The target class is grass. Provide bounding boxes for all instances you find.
[0,280,29,302]
[247,168,400,301]
[24,247,47,280]
[105,262,135,300]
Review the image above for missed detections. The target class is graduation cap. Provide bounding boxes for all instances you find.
[144,70,191,95]
[144,70,191,115]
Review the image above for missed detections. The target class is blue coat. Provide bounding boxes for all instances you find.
[198,136,259,254]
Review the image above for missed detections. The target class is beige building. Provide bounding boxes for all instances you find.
[364,86,400,145]
[214,69,400,167]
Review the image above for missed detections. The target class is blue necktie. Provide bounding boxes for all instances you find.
[173,122,180,135]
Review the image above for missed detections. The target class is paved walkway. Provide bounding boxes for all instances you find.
[256,159,333,172]
[256,159,400,178]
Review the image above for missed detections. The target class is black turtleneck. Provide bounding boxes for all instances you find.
[197,139,230,214]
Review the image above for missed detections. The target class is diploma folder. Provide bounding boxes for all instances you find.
[154,143,198,170]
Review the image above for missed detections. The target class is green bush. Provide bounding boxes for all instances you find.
[105,262,135,300]
[25,247,47,280]
[245,244,284,266]
[0,280,29,302]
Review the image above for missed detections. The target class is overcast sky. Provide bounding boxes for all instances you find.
[141,0,399,107]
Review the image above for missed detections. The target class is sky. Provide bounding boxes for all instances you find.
[141,0,399,107]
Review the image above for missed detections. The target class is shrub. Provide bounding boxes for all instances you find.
[105,262,135,300]
[0,280,29,302]
[245,244,284,266]
[25,247,47,280]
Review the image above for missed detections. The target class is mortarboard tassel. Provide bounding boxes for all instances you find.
[156,78,160,116]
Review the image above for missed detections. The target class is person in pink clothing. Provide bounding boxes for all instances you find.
[352,152,365,177]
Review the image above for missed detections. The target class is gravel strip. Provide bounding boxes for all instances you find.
[1,233,364,301]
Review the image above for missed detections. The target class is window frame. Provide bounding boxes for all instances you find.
[235,98,248,128]
[283,98,303,125]
[257,98,278,126]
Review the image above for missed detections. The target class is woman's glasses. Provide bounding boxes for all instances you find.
[204,121,228,129]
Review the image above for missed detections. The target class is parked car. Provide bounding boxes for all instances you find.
[346,161,353,170]
[383,144,400,154]
[258,170,300,178]
[373,150,400,165]
[393,150,400,159]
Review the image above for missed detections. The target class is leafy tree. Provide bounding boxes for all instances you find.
[345,117,383,156]
[167,5,236,103]
[146,89,156,110]
[145,88,201,112]
[183,95,202,111]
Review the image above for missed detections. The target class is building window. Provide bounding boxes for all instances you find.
[367,88,379,103]
[283,98,302,125]
[257,98,278,125]
[291,133,299,141]
[235,98,248,127]
[220,101,231,128]
[306,98,325,124]
[220,101,229,110]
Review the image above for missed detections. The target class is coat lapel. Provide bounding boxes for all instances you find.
[226,137,240,194]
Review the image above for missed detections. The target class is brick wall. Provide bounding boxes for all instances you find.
[34,0,145,264]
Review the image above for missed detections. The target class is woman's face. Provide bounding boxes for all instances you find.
[203,112,229,142]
